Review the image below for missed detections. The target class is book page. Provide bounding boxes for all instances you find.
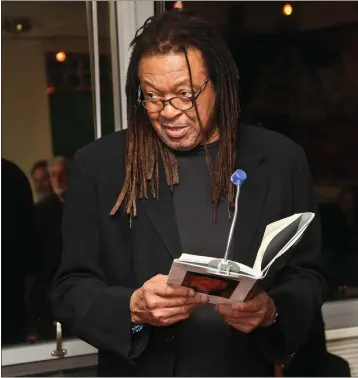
[260,212,315,277]
[178,254,256,276]
[259,216,302,271]
[252,213,304,273]
[179,254,214,265]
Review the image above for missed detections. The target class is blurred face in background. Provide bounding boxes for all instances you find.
[31,166,52,200]
[49,161,69,198]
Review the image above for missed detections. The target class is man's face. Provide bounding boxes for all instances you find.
[139,48,217,151]
[32,167,52,197]
[49,162,69,196]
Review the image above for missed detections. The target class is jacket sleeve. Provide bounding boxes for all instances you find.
[253,147,327,367]
[50,149,144,359]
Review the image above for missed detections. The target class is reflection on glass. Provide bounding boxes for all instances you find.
[320,187,358,300]
[215,1,358,302]
[1,0,115,346]
[97,1,115,137]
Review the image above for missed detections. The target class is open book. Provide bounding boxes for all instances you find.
[167,212,315,304]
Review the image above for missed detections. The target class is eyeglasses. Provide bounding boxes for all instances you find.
[140,77,210,113]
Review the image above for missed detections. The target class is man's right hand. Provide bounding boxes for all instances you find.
[130,274,208,326]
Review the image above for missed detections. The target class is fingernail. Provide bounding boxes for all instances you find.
[189,289,195,296]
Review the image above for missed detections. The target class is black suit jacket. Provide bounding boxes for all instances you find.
[51,124,326,376]
[2,159,35,344]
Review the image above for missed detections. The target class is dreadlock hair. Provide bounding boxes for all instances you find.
[110,9,241,222]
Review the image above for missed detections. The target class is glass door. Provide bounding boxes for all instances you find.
[1,1,154,375]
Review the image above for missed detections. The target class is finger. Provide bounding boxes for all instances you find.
[150,274,168,284]
[166,284,197,297]
[156,313,190,326]
[216,305,260,319]
[144,292,207,310]
[150,282,196,298]
[215,304,243,317]
[151,304,196,321]
[187,292,208,304]
[216,305,256,319]
[158,292,207,307]
[223,315,261,325]
[232,297,263,312]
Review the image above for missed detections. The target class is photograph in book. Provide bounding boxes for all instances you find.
[167,212,315,304]
[182,271,239,298]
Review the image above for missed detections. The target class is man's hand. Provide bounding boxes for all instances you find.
[130,274,208,326]
[216,291,277,333]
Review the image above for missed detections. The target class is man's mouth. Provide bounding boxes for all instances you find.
[163,125,190,139]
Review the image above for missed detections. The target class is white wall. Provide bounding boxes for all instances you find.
[2,39,53,178]
[1,36,101,185]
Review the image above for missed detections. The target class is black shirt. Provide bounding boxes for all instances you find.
[172,142,236,376]
[172,141,231,259]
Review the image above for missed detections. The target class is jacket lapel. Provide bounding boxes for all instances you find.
[231,127,270,267]
[140,158,182,261]
[231,159,270,267]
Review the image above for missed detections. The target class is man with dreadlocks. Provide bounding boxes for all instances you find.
[51,10,326,377]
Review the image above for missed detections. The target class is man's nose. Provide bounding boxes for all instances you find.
[160,101,182,119]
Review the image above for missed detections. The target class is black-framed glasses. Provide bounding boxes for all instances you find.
[140,76,210,113]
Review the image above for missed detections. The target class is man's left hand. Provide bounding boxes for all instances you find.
[215,291,277,333]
